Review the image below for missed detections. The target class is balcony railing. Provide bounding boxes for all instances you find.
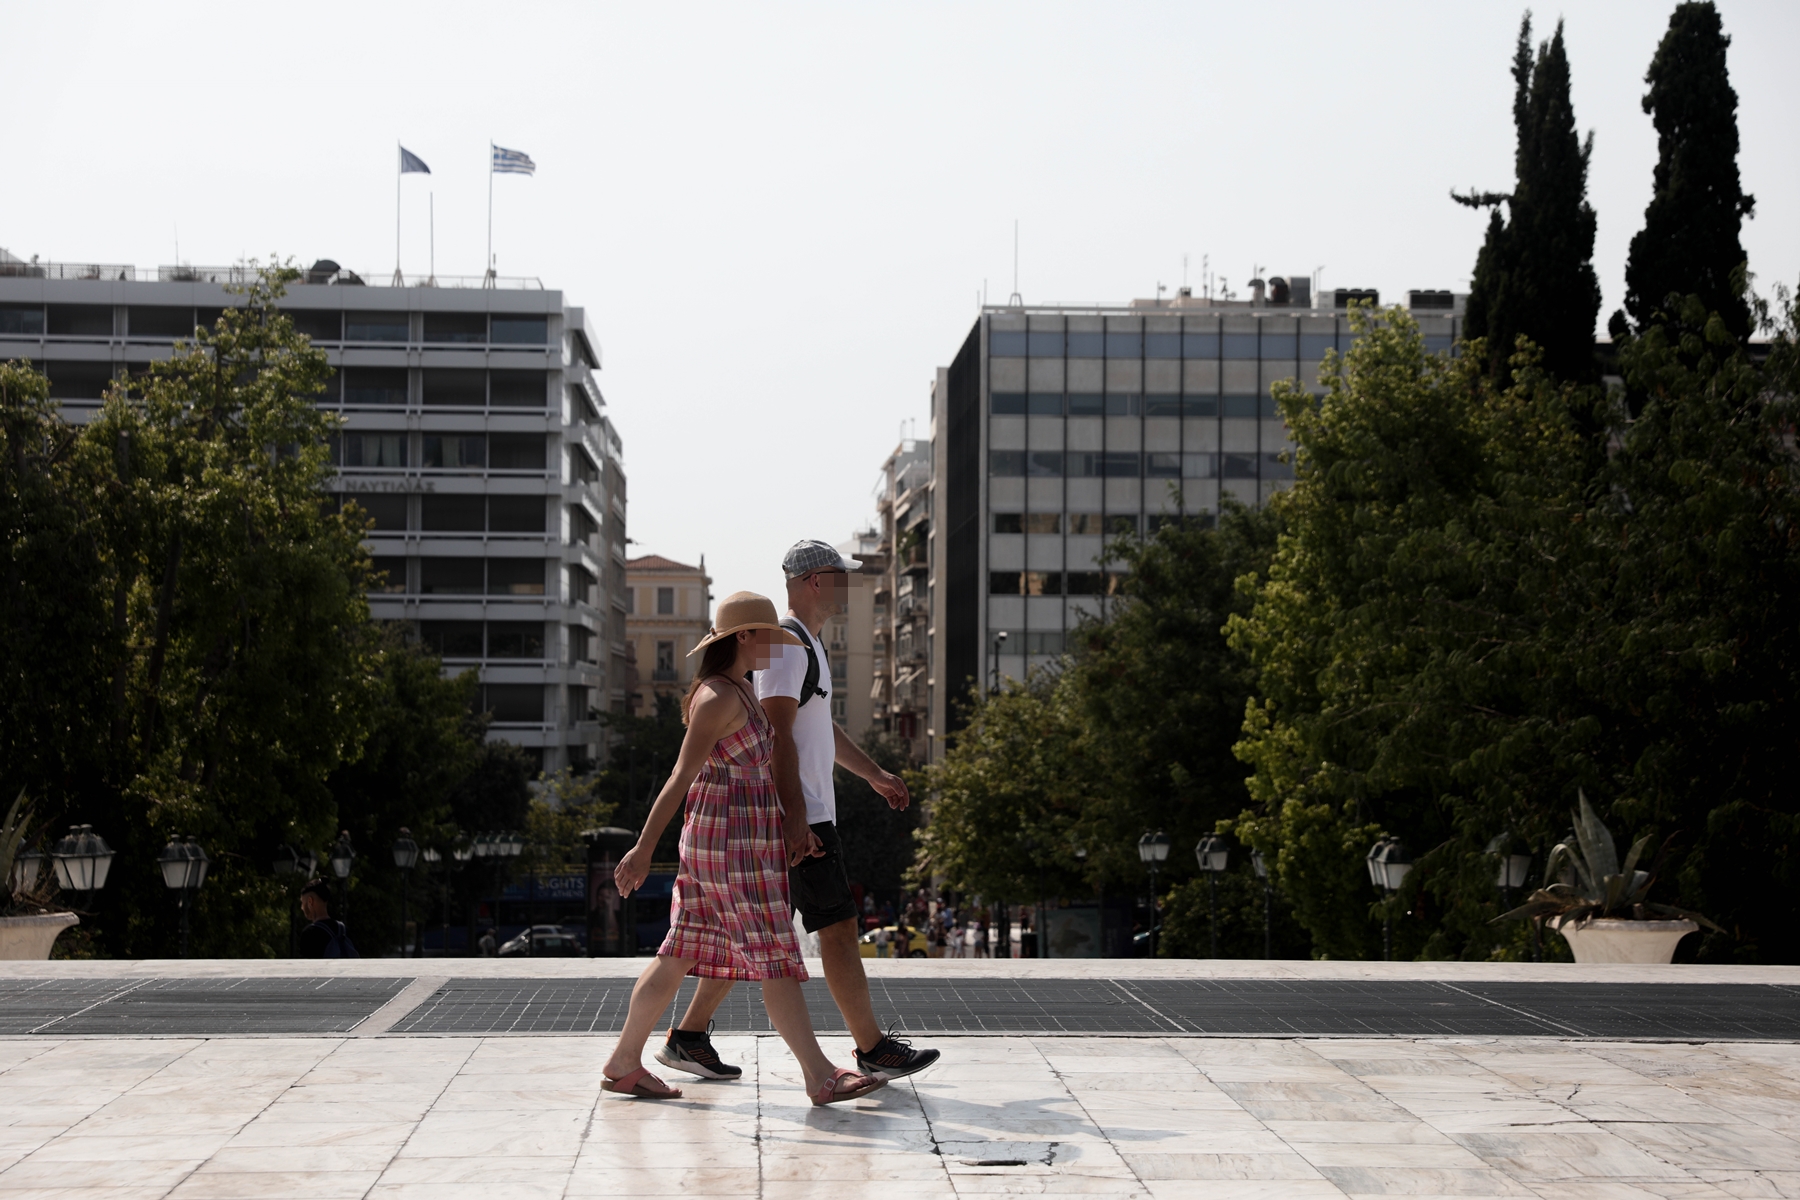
[0,258,542,290]
[1,261,135,281]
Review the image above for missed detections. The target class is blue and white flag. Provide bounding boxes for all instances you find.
[491,144,536,176]
[399,146,431,174]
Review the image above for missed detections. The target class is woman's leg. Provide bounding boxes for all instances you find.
[759,976,849,1095]
[604,955,697,1078]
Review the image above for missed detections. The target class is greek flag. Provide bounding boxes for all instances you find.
[399,146,431,174]
[491,144,536,176]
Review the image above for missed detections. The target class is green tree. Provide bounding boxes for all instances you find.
[1457,14,1601,384]
[835,731,920,908]
[594,695,689,860]
[1617,1,1754,342]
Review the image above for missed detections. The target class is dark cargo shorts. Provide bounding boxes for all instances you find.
[789,821,860,934]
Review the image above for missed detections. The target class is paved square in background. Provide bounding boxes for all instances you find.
[4,1032,1800,1198]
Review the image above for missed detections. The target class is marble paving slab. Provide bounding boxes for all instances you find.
[3,1034,1800,1198]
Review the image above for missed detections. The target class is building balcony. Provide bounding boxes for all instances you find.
[651,668,678,683]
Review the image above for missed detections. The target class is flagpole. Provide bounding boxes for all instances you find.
[395,141,402,282]
[486,142,494,288]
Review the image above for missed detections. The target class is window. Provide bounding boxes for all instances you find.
[570,447,600,484]
[420,494,485,531]
[488,558,546,596]
[1183,452,1219,478]
[47,305,111,337]
[1066,332,1104,358]
[1222,395,1262,418]
[489,495,545,532]
[489,433,545,470]
[481,683,544,723]
[988,571,1021,595]
[369,556,408,593]
[655,640,676,680]
[1300,333,1337,361]
[490,316,547,345]
[1027,451,1064,477]
[1221,453,1260,478]
[1183,332,1220,358]
[1024,513,1060,534]
[1027,330,1063,356]
[1065,572,1112,595]
[128,307,196,339]
[1222,333,1260,359]
[990,392,1027,415]
[0,306,44,335]
[423,434,484,469]
[490,369,547,408]
[623,588,635,614]
[992,513,1023,534]
[569,565,596,605]
[1026,631,1065,655]
[1024,571,1062,596]
[656,587,675,615]
[43,361,114,400]
[343,367,408,407]
[989,450,1026,476]
[422,369,485,407]
[285,309,341,342]
[1109,515,1141,535]
[420,557,484,594]
[990,331,1028,356]
[342,433,407,468]
[569,624,594,664]
[568,684,591,723]
[1067,452,1139,478]
[1105,331,1142,358]
[419,620,483,658]
[345,311,407,342]
[1146,453,1181,478]
[423,311,486,343]
[1027,393,1063,416]
[343,493,408,530]
[1181,395,1219,417]
[1144,333,1181,359]
[1143,396,1182,417]
[488,621,545,659]
[1067,393,1104,415]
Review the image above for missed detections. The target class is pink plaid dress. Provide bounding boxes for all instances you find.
[659,675,808,981]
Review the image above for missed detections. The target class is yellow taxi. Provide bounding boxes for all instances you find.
[857,924,930,958]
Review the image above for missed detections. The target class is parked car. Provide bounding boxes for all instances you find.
[858,924,929,958]
[499,924,584,957]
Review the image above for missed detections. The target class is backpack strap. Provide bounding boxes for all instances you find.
[780,619,827,709]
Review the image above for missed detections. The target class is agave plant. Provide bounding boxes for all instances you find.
[1495,790,1721,931]
[1,790,34,907]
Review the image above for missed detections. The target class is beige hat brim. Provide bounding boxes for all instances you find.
[686,622,805,656]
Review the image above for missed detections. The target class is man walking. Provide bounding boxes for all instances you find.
[297,879,359,958]
[655,539,941,1083]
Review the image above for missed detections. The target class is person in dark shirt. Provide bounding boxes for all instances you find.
[297,879,358,958]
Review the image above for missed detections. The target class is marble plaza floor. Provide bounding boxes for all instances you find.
[4,961,1800,1197]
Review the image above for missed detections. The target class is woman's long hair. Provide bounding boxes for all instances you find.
[683,634,746,725]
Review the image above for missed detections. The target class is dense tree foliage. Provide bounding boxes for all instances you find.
[1619,1,1754,342]
[1457,15,1601,384]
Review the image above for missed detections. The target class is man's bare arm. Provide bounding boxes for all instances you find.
[764,696,824,861]
[833,722,910,811]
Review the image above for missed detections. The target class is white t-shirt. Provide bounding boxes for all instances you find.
[754,617,836,825]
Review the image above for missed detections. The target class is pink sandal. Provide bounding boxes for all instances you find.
[603,1066,683,1099]
[811,1067,886,1106]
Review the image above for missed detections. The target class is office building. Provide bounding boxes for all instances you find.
[825,528,885,737]
[0,252,627,773]
[928,280,1466,753]
[623,554,713,715]
[869,441,933,759]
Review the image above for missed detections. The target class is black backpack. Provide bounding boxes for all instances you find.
[780,619,828,709]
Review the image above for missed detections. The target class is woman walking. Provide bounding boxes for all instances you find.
[603,592,886,1106]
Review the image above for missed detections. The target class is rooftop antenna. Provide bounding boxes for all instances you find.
[1314,265,1324,305]
[1202,253,1210,300]
[1183,253,1189,289]
[1008,219,1022,306]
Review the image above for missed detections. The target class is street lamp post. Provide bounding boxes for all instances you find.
[49,825,116,907]
[10,845,45,895]
[1136,830,1170,957]
[392,828,419,958]
[1486,832,1535,962]
[990,631,1008,694]
[1194,835,1229,958]
[1250,850,1273,960]
[1365,837,1413,961]
[156,836,210,958]
[329,831,355,920]
[453,839,474,954]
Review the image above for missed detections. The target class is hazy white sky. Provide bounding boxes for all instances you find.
[6,1,1796,604]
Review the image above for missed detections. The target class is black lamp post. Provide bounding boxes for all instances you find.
[1365,836,1413,961]
[1195,835,1229,958]
[1250,849,1273,960]
[1486,831,1536,962]
[156,836,210,958]
[329,831,355,918]
[393,828,419,958]
[990,630,1008,694]
[50,825,116,906]
[1136,830,1170,957]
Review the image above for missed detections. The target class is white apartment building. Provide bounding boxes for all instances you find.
[0,254,628,773]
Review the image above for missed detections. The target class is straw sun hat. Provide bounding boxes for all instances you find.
[687,591,804,656]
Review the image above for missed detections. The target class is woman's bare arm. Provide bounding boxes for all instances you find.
[614,680,746,896]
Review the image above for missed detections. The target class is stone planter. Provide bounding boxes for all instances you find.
[1550,915,1697,964]
[0,912,79,960]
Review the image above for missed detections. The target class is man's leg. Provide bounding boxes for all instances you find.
[673,976,734,1032]
[816,916,884,1052]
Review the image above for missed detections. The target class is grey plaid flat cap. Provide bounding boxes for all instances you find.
[782,538,862,578]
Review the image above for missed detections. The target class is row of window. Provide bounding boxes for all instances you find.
[0,304,549,346]
[331,493,548,533]
[993,512,1141,535]
[989,450,1294,480]
[989,328,1453,360]
[15,360,551,409]
[992,630,1067,656]
[992,393,1281,418]
[368,556,548,596]
[623,587,678,615]
[336,433,548,471]
[417,620,548,659]
[989,571,1124,597]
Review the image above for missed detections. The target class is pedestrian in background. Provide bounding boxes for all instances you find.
[297,879,358,958]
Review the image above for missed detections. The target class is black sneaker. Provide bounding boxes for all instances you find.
[654,1022,742,1080]
[855,1027,940,1081]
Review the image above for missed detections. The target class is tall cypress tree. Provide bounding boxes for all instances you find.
[1456,15,1602,383]
[1617,2,1754,341]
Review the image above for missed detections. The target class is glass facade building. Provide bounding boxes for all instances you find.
[931,293,1464,745]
